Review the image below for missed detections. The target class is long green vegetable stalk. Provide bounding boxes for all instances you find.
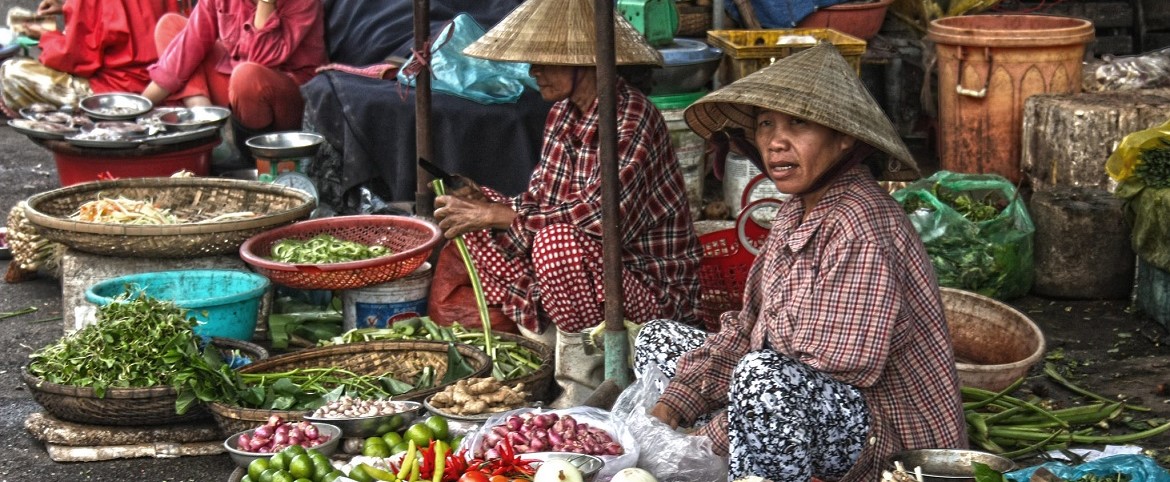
[432,180,493,360]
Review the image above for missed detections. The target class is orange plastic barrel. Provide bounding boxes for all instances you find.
[927,15,1094,184]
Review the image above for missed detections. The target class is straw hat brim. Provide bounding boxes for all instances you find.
[684,43,918,176]
[462,0,663,66]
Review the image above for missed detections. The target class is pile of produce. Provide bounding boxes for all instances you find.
[310,396,416,420]
[1135,138,1170,188]
[326,317,543,382]
[70,196,258,224]
[5,202,61,279]
[240,445,344,482]
[236,415,334,454]
[428,378,530,417]
[269,234,391,264]
[357,416,458,458]
[478,412,623,458]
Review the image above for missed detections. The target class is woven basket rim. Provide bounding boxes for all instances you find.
[239,215,441,273]
[23,177,316,236]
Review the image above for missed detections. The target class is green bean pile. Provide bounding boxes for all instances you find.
[269,234,391,264]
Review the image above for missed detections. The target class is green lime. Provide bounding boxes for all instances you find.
[258,469,278,482]
[321,470,344,482]
[282,444,308,458]
[451,435,465,450]
[288,453,314,480]
[347,464,374,482]
[248,458,272,481]
[424,415,450,441]
[241,476,255,482]
[362,436,391,458]
[404,423,434,448]
[311,453,334,480]
[269,452,289,472]
[390,441,409,455]
[380,431,404,448]
[293,479,313,482]
[270,470,295,482]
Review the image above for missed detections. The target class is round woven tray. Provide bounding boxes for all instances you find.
[497,332,554,403]
[22,337,268,426]
[23,177,316,258]
[207,340,492,436]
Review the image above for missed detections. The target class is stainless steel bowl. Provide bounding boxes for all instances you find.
[245,131,324,159]
[652,38,723,95]
[79,93,153,121]
[222,422,341,469]
[524,452,604,482]
[887,449,1015,482]
[303,400,423,438]
[160,106,231,131]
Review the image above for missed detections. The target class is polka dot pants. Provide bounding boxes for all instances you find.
[634,320,871,481]
[465,223,664,333]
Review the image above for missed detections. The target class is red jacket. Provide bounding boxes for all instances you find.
[39,0,181,94]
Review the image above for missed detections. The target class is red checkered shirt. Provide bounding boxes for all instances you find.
[659,166,968,481]
[491,78,702,327]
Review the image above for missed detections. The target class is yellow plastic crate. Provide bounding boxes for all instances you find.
[707,28,867,83]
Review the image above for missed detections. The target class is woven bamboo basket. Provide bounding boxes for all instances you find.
[496,332,554,403]
[677,4,712,37]
[207,340,492,436]
[22,338,268,426]
[22,177,315,258]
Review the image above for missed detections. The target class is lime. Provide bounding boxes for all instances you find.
[450,434,465,450]
[270,470,295,482]
[248,458,271,481]
[347,464,374,482]
[321,470,344,482]
[381,431,404,448]
[293,479,313,482]
[288,453,314,480]
[311,453,334,480]
[362,436,391,458]
[424,415,450,441]
[269,452,289,472]
[258,469,278,482]
[240,476,255,482]
[281,444,308,458]
[404,422,434,447]
[391,442,409,455]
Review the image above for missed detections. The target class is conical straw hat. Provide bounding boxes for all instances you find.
[463,0,663,67]
[684,42,917,175]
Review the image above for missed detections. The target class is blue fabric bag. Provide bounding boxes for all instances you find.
[397,13,537,105]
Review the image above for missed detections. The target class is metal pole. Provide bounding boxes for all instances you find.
[414,0,435,217]
[595,0,630,388]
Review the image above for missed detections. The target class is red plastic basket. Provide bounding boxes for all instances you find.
[239,215,441,290]
[696,199,781,331]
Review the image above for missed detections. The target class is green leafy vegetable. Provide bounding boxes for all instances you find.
[1135,138,1170,188]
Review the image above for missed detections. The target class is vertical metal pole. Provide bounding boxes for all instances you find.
[414,0,435,217]
[596,0,630,388]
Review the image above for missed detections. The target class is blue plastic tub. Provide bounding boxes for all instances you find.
[85,270,270,341]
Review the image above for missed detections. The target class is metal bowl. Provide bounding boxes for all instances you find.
[0,227,10,260]
[886,449,1015,482]
[523,452,604,482]
[652,38,723,95]
[223,422,341,469]
[246,131,324,160]
[159,106,231,131]
[79,93,153,121]
[303,400,423,438]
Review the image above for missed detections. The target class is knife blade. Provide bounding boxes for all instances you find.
[418,157,465,190]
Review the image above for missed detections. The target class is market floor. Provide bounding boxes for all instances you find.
[1,118,1170,481]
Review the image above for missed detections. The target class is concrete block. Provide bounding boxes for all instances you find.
[61,248,248,333]
[1030,186,1135,299]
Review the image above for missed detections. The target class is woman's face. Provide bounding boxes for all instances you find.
[754,109,855,197]
[529,64,577,102]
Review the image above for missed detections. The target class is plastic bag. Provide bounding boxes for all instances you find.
[891,171,1035,300]
[610,365,729,482]
[1005,454,1170,482]
[1083,47,1170,92]
[1105,118,1170,183]
[459,406,639,482]
[397,13,537,105]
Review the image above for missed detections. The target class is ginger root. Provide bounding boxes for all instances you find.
[431,377,531,416]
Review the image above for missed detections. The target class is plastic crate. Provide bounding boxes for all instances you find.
[707,28,867,84]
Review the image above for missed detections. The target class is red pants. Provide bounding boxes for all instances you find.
[154,13,304,130]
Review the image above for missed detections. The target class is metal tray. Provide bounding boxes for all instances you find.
[8,119,76,140]
[65,135,144,149]
[144,125,218,146]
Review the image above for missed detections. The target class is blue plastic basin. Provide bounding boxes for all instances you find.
[85,270,270,341]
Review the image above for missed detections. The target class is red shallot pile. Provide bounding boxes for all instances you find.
[235,415,332,453]
[480,412,623,458]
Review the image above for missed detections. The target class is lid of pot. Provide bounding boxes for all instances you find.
[658,38,722,66]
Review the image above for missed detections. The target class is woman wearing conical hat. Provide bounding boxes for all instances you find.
[431,0,702,338]
[634,43,968,481]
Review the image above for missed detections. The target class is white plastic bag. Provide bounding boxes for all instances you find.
[611,364,730,482]
[460,406,639,482]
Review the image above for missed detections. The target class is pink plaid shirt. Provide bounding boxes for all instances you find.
[491,78,702,328]
[659,166,968,481]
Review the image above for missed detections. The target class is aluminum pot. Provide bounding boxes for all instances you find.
[886,449,1015,482]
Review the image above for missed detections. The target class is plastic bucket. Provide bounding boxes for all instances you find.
[85,269,270,341]
[651,91,707,219]
[342,262,433,330]
[927,14,1094,184]
[51,137,216,186]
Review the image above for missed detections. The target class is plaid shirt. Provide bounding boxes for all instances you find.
[493,78,702,326]
[659,166,968,481]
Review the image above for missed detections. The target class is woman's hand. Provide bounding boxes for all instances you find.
[650,401,681,429]
[433,195,514,239]
[36,0,63,16]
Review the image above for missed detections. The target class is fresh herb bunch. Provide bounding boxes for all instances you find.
[1135,139,1170,188]
[901,182,1003,222]
[27,292,202,398]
